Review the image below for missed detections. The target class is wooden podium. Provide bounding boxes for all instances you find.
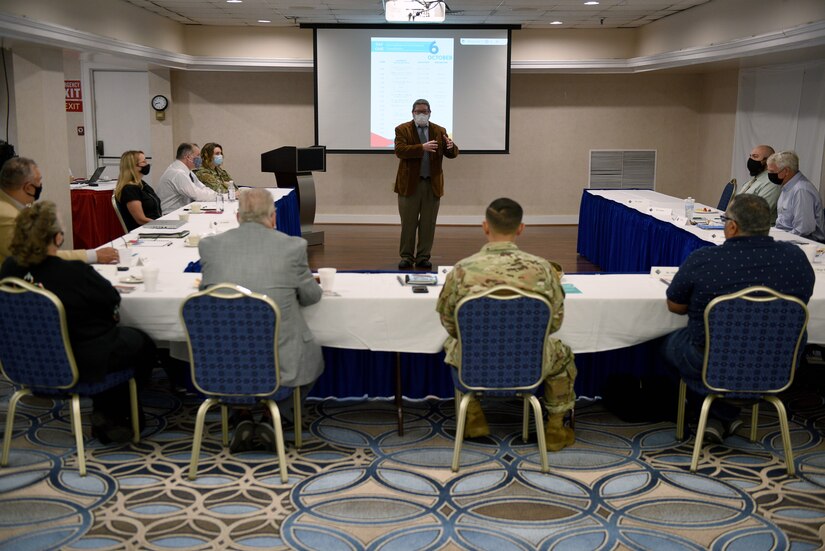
[261,146,326,246]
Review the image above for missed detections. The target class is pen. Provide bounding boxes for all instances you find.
[396,275,404,287]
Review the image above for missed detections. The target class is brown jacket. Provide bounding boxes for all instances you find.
[393,120,459,198]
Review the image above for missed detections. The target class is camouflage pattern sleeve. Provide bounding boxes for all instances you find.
[195,168,227,193]
[436,266,460,338]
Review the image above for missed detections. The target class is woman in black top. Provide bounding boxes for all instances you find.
[0,202,156,442]
[114,150,162,231]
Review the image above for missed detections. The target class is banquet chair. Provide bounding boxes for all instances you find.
[180,283,301,483]
[0,277,140,476]
[111,194,128,234]
[716,179,737,211]
[451,285,553,473]
[675,286,808,475]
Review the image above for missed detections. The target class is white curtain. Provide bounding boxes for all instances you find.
[732,61,825,191]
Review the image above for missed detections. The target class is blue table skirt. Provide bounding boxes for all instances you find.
[308,340,664,400]
[577,190,714,272]
[275,190,301,237]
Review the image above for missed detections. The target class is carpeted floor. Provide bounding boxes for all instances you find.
[1,367,824,550]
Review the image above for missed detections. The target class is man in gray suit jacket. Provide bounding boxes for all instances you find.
[199,187,324,450]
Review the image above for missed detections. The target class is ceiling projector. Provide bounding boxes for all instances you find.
[384,0,447,23]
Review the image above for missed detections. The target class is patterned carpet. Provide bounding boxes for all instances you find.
[1,367,824,551]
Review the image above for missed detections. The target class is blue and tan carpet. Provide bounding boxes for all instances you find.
[1,368,825,550]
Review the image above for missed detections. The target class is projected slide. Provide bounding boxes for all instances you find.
[370,37,454,148]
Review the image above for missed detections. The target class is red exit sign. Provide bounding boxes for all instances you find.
[65,80,82,112]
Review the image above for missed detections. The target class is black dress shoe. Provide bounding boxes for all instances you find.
[398,259,414,269]
[416,260,432,269]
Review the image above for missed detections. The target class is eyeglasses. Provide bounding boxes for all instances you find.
[720,214,735,224]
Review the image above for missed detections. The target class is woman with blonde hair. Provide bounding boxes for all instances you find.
[114,150,161,231]
[195,142,235,194]
[0,201,157,442]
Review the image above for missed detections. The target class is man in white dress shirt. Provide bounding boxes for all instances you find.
[156,143,216,213]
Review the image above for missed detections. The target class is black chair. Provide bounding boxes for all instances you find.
[451,285,553,473]
[0,277,140,476]
[180,283,302,483]
[716,180,736,211]
[675,286,808,475]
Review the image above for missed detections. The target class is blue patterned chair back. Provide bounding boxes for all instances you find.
[703,286,808,395]
[455,285,552,391]
[0,277,79,389]
[717,180,736,211]
[181,283,281,398]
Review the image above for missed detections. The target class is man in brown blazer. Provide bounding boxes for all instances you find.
[394,99,459,269]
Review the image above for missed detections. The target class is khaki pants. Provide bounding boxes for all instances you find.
[398,177,440,263]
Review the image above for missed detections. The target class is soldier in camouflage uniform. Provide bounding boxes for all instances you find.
[195,142,235,194]
[436,197,577,451]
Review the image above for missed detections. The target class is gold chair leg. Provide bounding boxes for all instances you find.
[690,395,715,472]
[750,404,760,442]
[264,400,289,483]
[188,398,218,481]
[522,395,529,443]
[676,380,687,441]
[220,405,229,447]
[451,392,472,472]
[71,395,86,477]
[528,395,549,473]
[2,389,31,467]
[128,379,140,444]
[293,389,302,450]
[765,396,795,477]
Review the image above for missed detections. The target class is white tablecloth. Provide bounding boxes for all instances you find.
[95,190,825,355]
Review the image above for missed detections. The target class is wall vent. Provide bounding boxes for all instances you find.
[589,150,656,189]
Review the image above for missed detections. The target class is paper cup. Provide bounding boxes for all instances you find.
[179,212,190,222]
[117,248,131,268]
[185,234,201,247]
[190,203,202,213]
[318,268,336,295]
[142,266,159,292]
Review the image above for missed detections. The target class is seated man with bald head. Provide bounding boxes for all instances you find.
[198,187,324,451]
[0,157,118,265]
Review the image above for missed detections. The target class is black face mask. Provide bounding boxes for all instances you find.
[768,172,784,186]
[32,184,43,201]
[747,158,764,177]
[139,164,151,176]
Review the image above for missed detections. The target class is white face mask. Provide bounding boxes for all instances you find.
[413,113,430,127]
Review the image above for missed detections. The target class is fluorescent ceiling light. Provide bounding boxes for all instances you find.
[384,0,446,23]
[584,1,600,5]
[551,20,563,25]
[258,19,271,23]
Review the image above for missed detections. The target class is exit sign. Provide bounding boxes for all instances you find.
[65,80,82,112]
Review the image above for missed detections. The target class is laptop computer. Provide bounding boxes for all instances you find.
[75,166,106,185]
[142,219,187,230]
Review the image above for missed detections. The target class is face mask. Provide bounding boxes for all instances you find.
[746,158,764,177]
[31,184,43,201]
[139,164,151,176]
[768,171,784,186]
[214,155,223,166]
[193,156,202,169]
[413,113,429,127]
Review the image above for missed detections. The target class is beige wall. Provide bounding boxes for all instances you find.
[1,0,185,54]
[12,44,74,247]
[170,68,739,218]
[63,51,86,180]
[637,0,825,58]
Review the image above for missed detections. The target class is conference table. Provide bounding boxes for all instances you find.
[93,190,825,431]
[70,183,302,249]
[577,189,824,272]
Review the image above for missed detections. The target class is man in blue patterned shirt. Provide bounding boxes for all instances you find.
[663,194,815,441]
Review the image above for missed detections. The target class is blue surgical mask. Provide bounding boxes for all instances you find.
[193,156,202,169]
[214,155,223,166]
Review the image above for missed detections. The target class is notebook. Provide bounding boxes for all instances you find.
[142,219,187,230]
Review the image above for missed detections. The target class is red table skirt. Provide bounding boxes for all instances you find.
[71,189,125,249]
